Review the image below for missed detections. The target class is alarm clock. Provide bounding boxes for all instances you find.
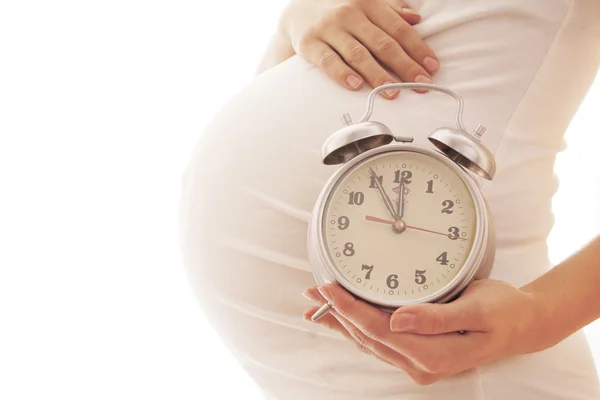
[307,83,496,321]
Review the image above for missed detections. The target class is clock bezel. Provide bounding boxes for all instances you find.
[307,143,494,310]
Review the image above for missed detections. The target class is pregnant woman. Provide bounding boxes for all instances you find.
[179,0,600,399]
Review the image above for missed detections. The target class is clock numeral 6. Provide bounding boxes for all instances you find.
[448,226,460,240]
[347,191,364,205]
[362,264,374,280]
[343,242,355,256]
[441,200,454,214]
[386,274,399,289]
[337,216,349,230]
[414,270,427,285]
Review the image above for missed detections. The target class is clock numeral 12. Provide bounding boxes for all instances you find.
[394,170,412,184]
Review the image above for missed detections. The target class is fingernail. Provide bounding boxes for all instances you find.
[423,56,439,74]
[390,313,417,332]
[302,311,313,322]
[401,7,420,16]
[317,285,333,303]
[302,289,319,302]
[382,81,399,99]
[346,75,362,89]
[414,75,432,93]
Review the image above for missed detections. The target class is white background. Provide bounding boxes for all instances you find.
[0,1,598,399]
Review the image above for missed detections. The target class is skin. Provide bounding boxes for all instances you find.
[257,0,438,98]
[302,235,600,385]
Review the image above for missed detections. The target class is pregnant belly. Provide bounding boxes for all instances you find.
[178,56,561,399]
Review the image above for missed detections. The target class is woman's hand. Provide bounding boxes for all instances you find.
[302,279,545,385]
[280,0,439,99]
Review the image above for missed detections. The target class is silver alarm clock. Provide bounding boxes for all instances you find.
[307,83,496,321]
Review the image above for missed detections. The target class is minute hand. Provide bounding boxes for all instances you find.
[369,168,397,220]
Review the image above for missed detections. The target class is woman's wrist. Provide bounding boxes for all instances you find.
[517,236,600,354]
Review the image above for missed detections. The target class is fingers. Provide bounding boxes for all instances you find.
[386,0,422,25]
[389,301,489,335]
[303,289,392,365]
[317,283,394,344]
[294,1,436,98]
[364,2,439,80]
[321,31,400,99]
[304,284,488,379]
[298,38,365,92]
[303,285,443,385]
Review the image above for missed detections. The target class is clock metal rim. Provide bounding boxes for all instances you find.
[307,143,495,310]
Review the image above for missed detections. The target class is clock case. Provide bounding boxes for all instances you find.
[307,83,497,313]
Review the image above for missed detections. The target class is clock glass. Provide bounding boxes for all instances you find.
[322,150,477,302]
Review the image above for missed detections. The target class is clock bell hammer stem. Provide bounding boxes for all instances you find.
[311,303,332,322]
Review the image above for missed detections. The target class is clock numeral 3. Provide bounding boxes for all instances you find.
[441,200,454,214]
[347,191,364,205]
[414,270,427,285]
[362,264,374,280]
[386,274,399,289]
[448,227,460,240]
[436,251,449,265]
[337,216,349,230]
[343,242,355,256]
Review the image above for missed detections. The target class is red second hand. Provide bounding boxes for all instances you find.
[365,215,468,241]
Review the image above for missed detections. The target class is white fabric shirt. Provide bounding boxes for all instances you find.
[180,1,600,398]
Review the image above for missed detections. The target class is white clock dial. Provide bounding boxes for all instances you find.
[322,151,477,302]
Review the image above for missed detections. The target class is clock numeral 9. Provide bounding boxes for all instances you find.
[414,270,427,285]
[386,274,399,289]
[448,226,460,240]
[441,200,454,214]
[337,216,349,230]
[347,191,364,205]
[394,170,412,184]
[362,264,374,280]
[343,242,355,256]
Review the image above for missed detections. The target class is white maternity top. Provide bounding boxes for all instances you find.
[179,1,600,399]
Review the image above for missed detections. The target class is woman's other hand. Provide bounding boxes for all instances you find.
[280,0,439,98]
[303,279,545,385]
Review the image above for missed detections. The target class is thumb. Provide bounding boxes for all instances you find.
[389,300,486,334]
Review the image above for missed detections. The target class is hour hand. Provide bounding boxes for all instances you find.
[369,168,397,220]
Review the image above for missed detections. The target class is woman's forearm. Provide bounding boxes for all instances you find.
[521,235,600,351]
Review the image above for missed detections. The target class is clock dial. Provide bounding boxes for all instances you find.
[322,151,477,302]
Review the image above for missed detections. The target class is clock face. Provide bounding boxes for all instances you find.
[322,150,478,303]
